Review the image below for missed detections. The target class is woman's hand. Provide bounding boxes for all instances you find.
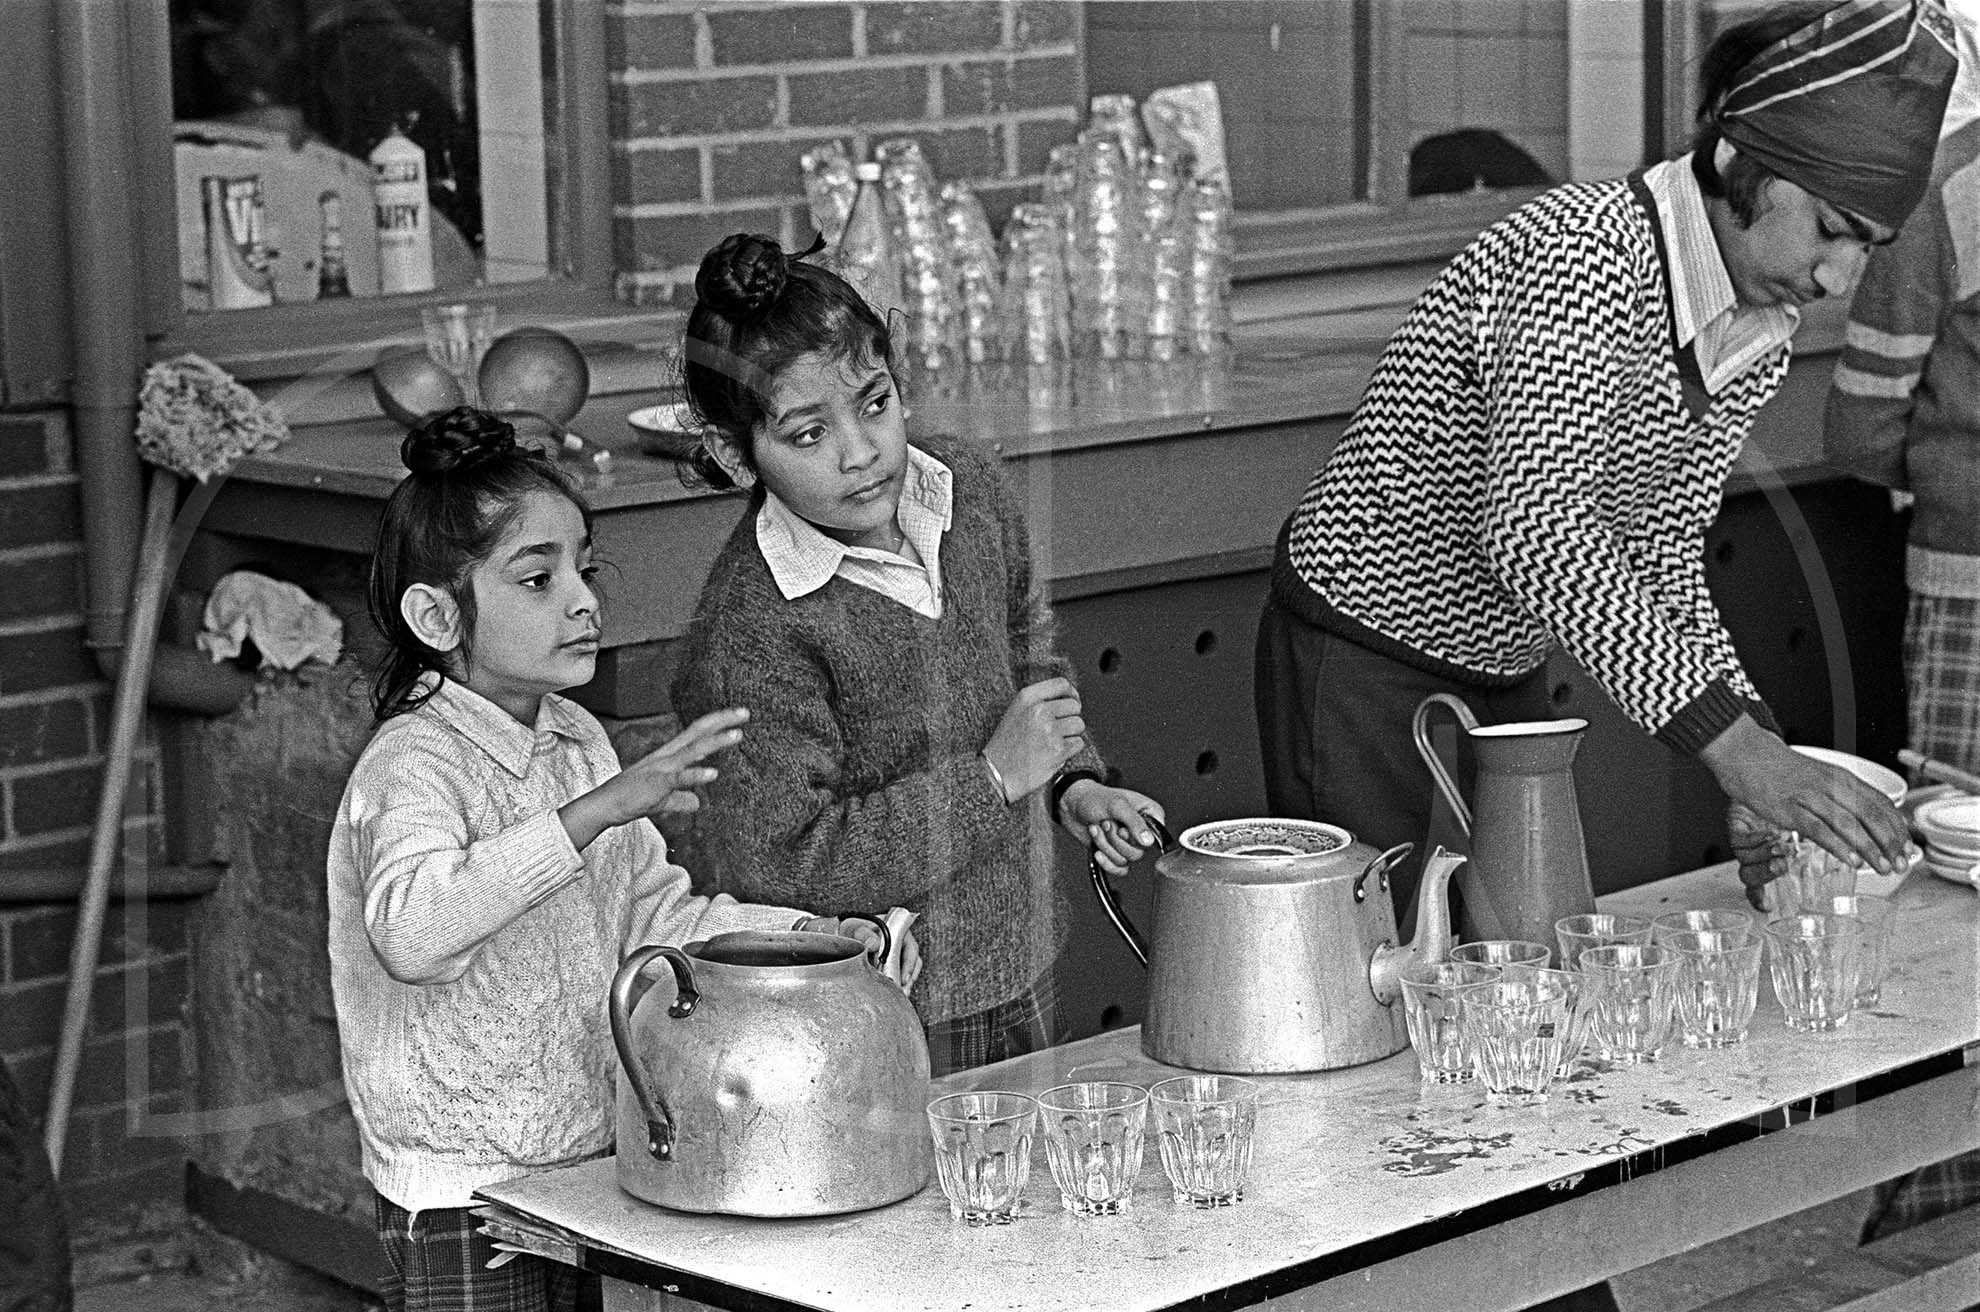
[560,707,748,850]
[982,678,1086,801]
[1062,783,1166,876]
[1701,717,1908,876]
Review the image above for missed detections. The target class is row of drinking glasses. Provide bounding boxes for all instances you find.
[926,1075,1259,1226]
[1399,900,1896,1105]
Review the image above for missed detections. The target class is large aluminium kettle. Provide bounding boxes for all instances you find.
[1092,818,1463,1072]
[1411,693,1597,949]
[609,927,930,1217]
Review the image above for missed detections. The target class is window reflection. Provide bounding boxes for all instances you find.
[168,0,553,310]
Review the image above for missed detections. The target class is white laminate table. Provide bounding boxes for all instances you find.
[475,863,1980,1311]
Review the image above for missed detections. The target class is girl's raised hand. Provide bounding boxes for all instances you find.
[561,707,749,850]
[1061,783,1166,877]
[982,677,1085,801]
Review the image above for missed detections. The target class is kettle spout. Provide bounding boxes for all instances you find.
[1368,846,1467,1005]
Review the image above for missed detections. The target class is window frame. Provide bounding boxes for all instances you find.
[137,0,625,385]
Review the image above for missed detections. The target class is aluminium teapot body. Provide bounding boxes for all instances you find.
[609,930,930,1217]
[1093,819,1459,1073]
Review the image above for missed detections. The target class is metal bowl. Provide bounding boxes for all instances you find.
[627,402,703,459]
[372,345,465,426]
[478,326,590,426]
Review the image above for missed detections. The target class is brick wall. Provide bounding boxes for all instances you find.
[0,409,187,1239]
[607,0,1085,304]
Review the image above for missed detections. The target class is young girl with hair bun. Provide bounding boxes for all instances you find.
[671,233,1166,1077]
[328,406,895,1312]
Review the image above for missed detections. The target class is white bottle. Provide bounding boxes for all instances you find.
[370,125,435,295]
[828,163,906,327]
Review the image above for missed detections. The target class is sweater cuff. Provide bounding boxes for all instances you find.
[505,809,586,906]
[1655,677,1754,757]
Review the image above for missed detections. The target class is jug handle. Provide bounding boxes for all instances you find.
[1353,841,1416,904]
[609,944,697,1162]
[1087,814,1176,968]
[1411,693,1480,835]
[832,910,893,971]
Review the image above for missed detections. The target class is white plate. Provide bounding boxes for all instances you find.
[1914,793,1980,840]
[1792,745,1907,805]
[1924,853,1980,887]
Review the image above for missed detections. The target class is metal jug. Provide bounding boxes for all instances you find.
[1411,693,1597,949]
[1092,818,1462,1072]
[609,928,931,1217]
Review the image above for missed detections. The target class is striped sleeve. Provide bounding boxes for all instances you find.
[1825,179,1954,489]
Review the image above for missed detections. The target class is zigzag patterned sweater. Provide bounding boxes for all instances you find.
[1276,176,1781,755]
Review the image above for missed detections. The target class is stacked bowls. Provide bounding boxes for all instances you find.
[1912,792,1980,887]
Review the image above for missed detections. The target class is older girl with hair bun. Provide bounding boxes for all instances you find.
[329,406,890,1312]
[671,232,1166,1076]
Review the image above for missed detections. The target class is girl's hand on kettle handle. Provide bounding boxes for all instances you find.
[982,678,1085,801]
[1066,786,1166,876]
[793,915,924,991]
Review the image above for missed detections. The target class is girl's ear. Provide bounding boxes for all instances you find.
[704,430,757,490]
[400,584,463,654]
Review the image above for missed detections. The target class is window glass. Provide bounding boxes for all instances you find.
[1088,0,1569,214]
[168,0,560,312]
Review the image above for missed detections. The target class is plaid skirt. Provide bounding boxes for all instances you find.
[1868,588,1980,1241]
[924,974,1063,1078]
[375,1196,598,1312]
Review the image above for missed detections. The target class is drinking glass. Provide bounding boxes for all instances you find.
[421,302,498,407]
[1765,912,1865,1032]
[1462,973,1571,1105]
[1766,839,1860,917]
[1556,913,1653,967]
[1819,894,1895,1007]
[1504,964,1591,1076]
[1650,908,1755,945]
[1399,961,1499,1083]
[1579,942,1677,1063]
[1149,1075,1258,1208]
[1037,1081,1148,1216]
[1449,939,1552,969]
[926,1091,1037,1225]
[1662,930,1764,1048]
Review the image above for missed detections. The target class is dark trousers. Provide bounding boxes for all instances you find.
[1254,597,1557,935]
[1254,600,1619,1312]
[0,1056,72,1312]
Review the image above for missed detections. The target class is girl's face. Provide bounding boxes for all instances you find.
[457,488,600,722]
[734,351,908,550]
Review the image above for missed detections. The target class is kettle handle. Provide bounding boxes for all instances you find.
[833,910,893,971]
[609,944,697,1162]
[1411,693,1479,835]
[1087,814,1176,968]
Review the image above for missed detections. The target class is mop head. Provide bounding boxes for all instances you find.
[135,352,290,483]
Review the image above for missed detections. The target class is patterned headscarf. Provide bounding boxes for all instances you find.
[1718,0,1959,228]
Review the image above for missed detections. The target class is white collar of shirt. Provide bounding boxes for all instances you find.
[425,674,586,779]
[1643,155,1799,395]
[755,444,954,617]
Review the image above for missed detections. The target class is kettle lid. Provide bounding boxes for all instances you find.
[1162,818,1364,885]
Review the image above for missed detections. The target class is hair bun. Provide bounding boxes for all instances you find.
[401,407,519,479]
[695,233,788,323]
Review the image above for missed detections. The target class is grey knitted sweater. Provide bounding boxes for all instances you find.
[671,433,1102,1025]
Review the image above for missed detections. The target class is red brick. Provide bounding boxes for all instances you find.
[0,959,188,1053]
[1013,2,1078,48]
[0,417,55,478]
[617,147,704,205]
[0,625,99,696]
[9,761,103,839]
[1017,117,1080,176]
[11,1025,183,1117]
[707,6,852,64]
[910,125,1003,181]
[608,12,697,70]
[622,209,790,274]
[866,2,1005,55]
[0,481,82,551]
[711,137,847,202]
[0,697,91,770]
[788,65,929,127]
[942,54,1081,116]
[0,551,81,624]
[0,830,89,874]
[6,900,187,986]
[614,76,779,138]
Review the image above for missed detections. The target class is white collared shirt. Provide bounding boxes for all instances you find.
[755,444,953,618]
[1642,155,1801,394]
